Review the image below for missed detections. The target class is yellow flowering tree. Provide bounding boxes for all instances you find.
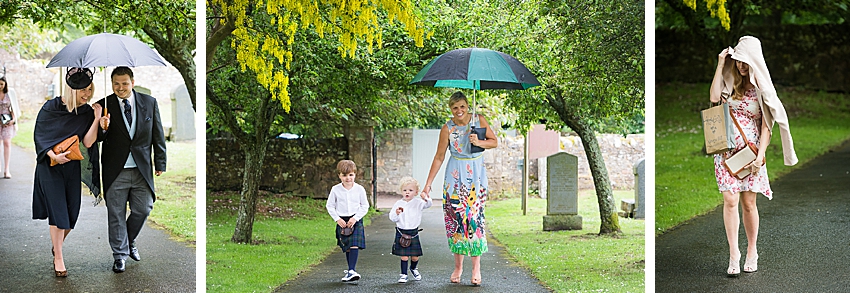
[208,0,425,243]
[682,0,730,30]
[209,0,425,113]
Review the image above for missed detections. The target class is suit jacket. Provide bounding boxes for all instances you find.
[97,91,167,200]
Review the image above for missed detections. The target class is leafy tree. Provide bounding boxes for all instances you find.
[658,0,848,48]
[406,0,644,235]
[0,19,66,59]
[682,0,731,30]
[503,0,645,234]
[207,1,427,243]
[0,0,197,110]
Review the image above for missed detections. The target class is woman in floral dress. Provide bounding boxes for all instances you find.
[709,36,797,277]
[0,76,20,178]
[423,91,497,286]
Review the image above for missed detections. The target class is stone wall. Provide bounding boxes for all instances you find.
[375,129,645,197]
[206,137,349,198]
[375,129,413,193]
[551,134,645,191]
[0,49,54,119]
[657,24,850,92]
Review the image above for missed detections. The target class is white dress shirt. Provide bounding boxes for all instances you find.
[326,183,370,221]
[388,197,433,229]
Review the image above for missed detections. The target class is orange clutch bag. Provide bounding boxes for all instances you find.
[50,135,84,166]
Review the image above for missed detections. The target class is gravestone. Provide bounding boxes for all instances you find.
[543,152,582,231]
[170,84,195,141]
[634,158,645,219]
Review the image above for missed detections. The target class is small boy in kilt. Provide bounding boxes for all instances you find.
[325,160,370,282]
[389,177,432,283]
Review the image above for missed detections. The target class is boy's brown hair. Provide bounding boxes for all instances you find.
[337,160,357,174]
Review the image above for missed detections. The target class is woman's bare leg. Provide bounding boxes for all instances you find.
[722,191,741,274]
[451,253,463,282]
[471,255,481,284]
[741,191,759,271]
[49,226,68,271]
[2,138,10,176]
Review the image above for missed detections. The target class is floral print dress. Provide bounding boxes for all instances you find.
[714,88,773,199]
[442,118,488,256]
[0,94,15,139]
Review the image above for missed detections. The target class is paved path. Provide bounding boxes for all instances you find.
[656,140,850,292]
[275,200,552,293]
[0,145,195,292]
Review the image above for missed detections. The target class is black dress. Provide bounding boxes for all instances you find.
[32,97,100,229]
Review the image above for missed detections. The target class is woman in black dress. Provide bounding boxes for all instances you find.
[32,67,104,277]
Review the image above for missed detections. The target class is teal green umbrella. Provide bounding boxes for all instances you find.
[409,48,540,90]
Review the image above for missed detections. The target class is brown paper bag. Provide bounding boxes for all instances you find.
[701,103,735,155]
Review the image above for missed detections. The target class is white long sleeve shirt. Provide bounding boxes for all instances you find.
[326,183,370,221]
[388,197,433,229]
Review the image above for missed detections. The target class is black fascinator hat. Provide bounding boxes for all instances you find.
[66,67,94,90]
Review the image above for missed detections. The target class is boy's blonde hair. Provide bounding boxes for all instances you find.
[337,160,357,174]
[398,176,420,193]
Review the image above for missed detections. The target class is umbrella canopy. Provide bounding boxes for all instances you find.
[409,48,540,90]
[46,33,168,68]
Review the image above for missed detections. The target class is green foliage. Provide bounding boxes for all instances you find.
[657,0,848,42]
[0,19,65,59]
[4,0,197,108]
[655,83,850,234]
[488,193,645,292]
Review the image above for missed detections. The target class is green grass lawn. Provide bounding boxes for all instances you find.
[11,118,196,243]
[488,191,645,293]
[150,140,196,242]
[656,83,850,234]
[206,191,380,293]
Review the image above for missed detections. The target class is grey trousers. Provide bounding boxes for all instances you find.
[105,168,154,260]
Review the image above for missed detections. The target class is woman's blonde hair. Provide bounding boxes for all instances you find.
[398,176,420,193]
[61,82,94,112]
[731,61,748,100]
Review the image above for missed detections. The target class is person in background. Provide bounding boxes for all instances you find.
[0,76,21,178]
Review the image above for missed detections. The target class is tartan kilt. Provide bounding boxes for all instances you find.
[336,216,366,252]
[391,228,423,256]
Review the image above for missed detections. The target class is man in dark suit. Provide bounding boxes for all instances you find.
[97,66,166,273]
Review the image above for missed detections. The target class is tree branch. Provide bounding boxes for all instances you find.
[207,82,250,145]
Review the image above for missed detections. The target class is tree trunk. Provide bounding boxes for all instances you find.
[547,94,622,235]
[572,124,622,235]
[231,142,269,243]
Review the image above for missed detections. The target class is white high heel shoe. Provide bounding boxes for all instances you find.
[727,253,741,277]
[744,254,758,273]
